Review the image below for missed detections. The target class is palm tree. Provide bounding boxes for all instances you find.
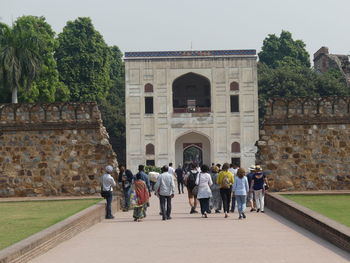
[0,22,42,103]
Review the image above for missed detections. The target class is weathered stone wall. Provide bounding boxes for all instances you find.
[257,97,350,191]
[0,103,118,197]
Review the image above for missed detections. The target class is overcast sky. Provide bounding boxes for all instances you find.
[1,0,349,62]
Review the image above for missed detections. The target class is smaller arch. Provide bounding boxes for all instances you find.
[230,81,239,91]
[145,143,155,155]
[144,83,153,93]
[231,142,240,153]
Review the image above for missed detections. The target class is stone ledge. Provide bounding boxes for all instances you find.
[0,197,120,263]
[265,192,350,253]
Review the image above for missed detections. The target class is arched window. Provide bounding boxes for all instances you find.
[146,143,155,155]
[144,83,153,92]
[230,81,239,91]
[172,73,211,113]
[231,142,240,153]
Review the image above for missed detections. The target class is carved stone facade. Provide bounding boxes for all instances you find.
[257,97,350,191]
[124,50,259,172]
[0,103,118,197]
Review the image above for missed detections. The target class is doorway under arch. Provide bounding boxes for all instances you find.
[175,132,211,169]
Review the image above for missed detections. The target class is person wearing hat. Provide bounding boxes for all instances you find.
[247,165,256,212]
[250,165,269,213]
[100,165,116,219]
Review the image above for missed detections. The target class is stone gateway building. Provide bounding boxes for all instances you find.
[124,50,259,172]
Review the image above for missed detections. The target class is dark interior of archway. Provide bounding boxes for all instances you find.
[173,73,211,112]
[183,146,203,167]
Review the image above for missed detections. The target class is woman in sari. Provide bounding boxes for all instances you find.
[133,173,150,222]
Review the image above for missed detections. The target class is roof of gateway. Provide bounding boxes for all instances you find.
[124,49,256,59]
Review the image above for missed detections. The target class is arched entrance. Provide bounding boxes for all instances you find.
[172,73,211,113]
[175,132,210,169]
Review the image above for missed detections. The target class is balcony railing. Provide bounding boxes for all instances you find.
[173,107,211,113]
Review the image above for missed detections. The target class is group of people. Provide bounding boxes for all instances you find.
[100,162,269,221]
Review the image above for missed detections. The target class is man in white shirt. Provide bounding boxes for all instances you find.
[155,165,175,220]
[100,165,116,219]
[168,162,175,179]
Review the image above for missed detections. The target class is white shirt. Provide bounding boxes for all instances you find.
[228,168,238,176]
[168,166,175,176]
[101,173,116,191]
[154,172,175,196]
[195,172,213,199]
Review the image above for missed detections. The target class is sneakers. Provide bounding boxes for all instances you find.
[106,216,115,219]
[261,211,265,213]
[250,208,256,212]
[242,213,246,219]
[238,215,242,219]
[256,209,260,213]
[190,207,199,214]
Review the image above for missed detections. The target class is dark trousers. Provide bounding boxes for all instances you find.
[220,188,232,213]
[105,191,113,218]
[122,186,131,209]
[231,194,236,212]
[178,180,184,193]
[198,198,210,215]
[159,195,172,219]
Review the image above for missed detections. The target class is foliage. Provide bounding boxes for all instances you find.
[258,30,311,68]
[0,21,44,103]
[144,166,162,174]
[55,17,111,102]
[0,199,101,250]
[283,194,350,227]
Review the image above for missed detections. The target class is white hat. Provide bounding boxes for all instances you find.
[249,165,256,171]
[105,165,113,173]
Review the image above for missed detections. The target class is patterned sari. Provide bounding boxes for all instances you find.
[133,180,150,220]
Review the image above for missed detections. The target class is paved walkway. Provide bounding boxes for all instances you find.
[30,191,350,263]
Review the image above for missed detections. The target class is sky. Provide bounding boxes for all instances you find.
[1,0,349,63]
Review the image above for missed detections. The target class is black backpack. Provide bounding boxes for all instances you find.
[187,171,198,190]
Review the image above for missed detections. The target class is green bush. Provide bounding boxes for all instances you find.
[144,166,161,174]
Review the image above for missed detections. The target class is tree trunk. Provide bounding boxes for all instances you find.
[12,86,18,103]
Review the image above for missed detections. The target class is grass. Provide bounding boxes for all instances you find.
[283,194,350,227]
[0,198,102,250]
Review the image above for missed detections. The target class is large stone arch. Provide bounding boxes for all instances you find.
[175,131,211,169]
[172,72,211,113]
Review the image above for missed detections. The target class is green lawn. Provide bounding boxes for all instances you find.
[283,194,350,227]
[0,199,102,250]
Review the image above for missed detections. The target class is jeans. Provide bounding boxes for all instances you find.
[159,195,172,219]
[235,195,247,216]
[198,198,210,215]
[105,191,113,218]
[254,189,265,211]
[230,194,236,212]
[178,180,184,193]
[123,186,131,209]
[220,188,232,213]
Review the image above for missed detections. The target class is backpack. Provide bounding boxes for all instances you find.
[187,171,198,190]
[221,175,231,189]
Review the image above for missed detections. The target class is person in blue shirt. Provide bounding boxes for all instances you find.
[251,165,269,213]
[246,165,256,212]
[118,164,134,212]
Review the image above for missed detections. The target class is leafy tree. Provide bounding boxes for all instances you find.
[258,30,311,68]
[14,16,69,103]
[0,21,44,103]
[55,17,111,102]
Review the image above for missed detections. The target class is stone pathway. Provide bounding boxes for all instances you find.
[30,192,350,263]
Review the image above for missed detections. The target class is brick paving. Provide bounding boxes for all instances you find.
[29,192,350,263]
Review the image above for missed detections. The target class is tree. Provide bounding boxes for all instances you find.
[258,30,311,68]
[0,21,44,103]
[55,17,111,102]
[14,16,70,103]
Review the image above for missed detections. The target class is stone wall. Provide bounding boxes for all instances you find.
[257,97,350,191]
[0,103,118,197]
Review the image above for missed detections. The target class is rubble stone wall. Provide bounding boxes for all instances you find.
[0,103,118,197]
[257,97,350,191]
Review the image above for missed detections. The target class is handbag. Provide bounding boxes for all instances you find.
[100,186,110,198]
[192,173,201,196]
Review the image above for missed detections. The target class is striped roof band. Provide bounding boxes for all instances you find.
[124,49,256,58]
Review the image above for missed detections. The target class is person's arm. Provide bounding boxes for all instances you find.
[216,172,222,185]
[195,173,200,185]
[250,178,255,191]
[230,174,234,185]
[232,178,237,191]
[244,177,249,193]
[171,175,175,197]
[154,176,161,195]
[110,176,116,187]
[208,174,213,186]
[264,175,269,189]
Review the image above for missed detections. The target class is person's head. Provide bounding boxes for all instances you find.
[222,163,230,171]
[169,162,173,167]
[211,163,215,166]
[237,168,245,178]
[201,164,209,173]
[190,163,196,170]
[161,165,168,173]
[178,164,182,168]
[255,165,262,173]
[216,163,221,169]
[212,166,219,173]
[118,164,125,173]
[136,172,142,180]
[138,165,144,172]
[233,163,239,168]
[105,165,113,173]
[249,165,256,172]
[230,163,234,168]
